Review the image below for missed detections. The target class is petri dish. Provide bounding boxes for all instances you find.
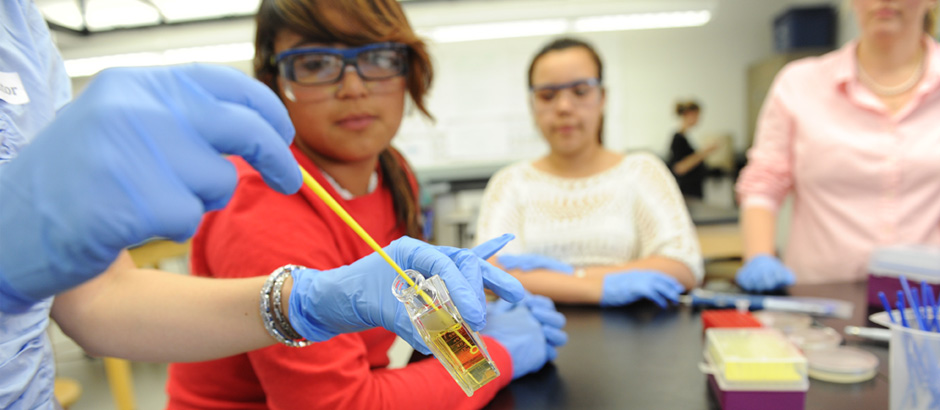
[753,311,813,333]
[804,346,879,383]
[787,326,843,351]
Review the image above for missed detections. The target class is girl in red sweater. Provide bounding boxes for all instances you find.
[165,1,566,409]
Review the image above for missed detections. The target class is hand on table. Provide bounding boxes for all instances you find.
[600,271,685,308]
[735,254,795,292]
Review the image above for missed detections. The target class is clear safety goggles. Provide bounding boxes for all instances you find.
[530,78,602,111]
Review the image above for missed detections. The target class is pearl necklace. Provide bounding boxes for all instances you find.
[857,57,926,97]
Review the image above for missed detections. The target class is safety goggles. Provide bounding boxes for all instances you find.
[275,42,408,86]
[530,78,602,110]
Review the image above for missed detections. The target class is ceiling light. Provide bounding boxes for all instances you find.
[38,2,84,30]
[162,43,255,64]
[419,19,569,43]
[65,53,164,77]
[64,42,254,77]
[151,0,260,22]
[572,10,711,33]
[59,5,714,76]
[84,0,161,31]
[417,9,712,44]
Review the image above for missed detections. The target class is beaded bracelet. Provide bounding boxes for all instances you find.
[272,268,304,341]
[260,265,313,347]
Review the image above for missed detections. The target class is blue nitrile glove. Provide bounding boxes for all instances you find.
[735,254,796,292]
[0,65,300,312]
[433,233,526,313]
[482,294,567,379]
[521,294,568,359]
[497,254,574,274]
[600,271,685,308]
[288,235,526,354]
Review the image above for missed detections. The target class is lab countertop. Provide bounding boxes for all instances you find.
[685,198,739,226]
[485,281,888,409]
[414,160,512,184]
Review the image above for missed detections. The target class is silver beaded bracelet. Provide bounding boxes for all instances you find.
[260,265,313,347]
[272,268,304,341]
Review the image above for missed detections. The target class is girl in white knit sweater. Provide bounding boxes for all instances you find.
[475,38,703,307]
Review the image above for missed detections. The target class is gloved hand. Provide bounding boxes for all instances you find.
[600,271,685,308]
[288,235,526,354]
[0,64,300,312]
[735,254,795,292]
[433,233,526,312]
[497,254,574,274]
[482,294,567,379]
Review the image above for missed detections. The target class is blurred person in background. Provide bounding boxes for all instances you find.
[667,100,721,199]
[475,37,703,309]
[735,0,940,292]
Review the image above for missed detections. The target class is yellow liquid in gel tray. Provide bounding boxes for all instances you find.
[394,272,500,396]
[419,309,499,394]
[708,330,806,383]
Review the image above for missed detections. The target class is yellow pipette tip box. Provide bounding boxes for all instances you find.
[703,328,808,410]
[705,328,808,385]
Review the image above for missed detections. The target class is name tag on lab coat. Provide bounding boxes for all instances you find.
[0,72,30,105]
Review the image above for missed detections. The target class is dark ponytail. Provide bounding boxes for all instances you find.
[379,149,423,239]
[675,100,700,116]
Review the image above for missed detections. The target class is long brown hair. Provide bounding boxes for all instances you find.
[254,0,429,239]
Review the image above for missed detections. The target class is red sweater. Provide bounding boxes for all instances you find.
[165,145,512,410]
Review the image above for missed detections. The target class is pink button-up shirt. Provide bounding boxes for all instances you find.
[737,38,940,284]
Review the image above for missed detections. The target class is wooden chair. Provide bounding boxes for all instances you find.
[128,239,192,271]
[100,239,192,410]
[102,357,136,410]
[696,223,744,281]
[696,223,743,261]
[53,377,82,409]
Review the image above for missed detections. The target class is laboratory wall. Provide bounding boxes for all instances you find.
[58,0,844,173]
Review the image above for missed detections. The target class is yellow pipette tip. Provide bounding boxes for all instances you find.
[298,166,436,307]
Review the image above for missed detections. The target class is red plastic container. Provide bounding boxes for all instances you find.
[702,310,763,331]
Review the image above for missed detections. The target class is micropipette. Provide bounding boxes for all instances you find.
[299,167,431,304]
[681,289,854,319]
[298,167,499,395]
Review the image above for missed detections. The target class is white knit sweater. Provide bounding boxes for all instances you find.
[475,152,704,283]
